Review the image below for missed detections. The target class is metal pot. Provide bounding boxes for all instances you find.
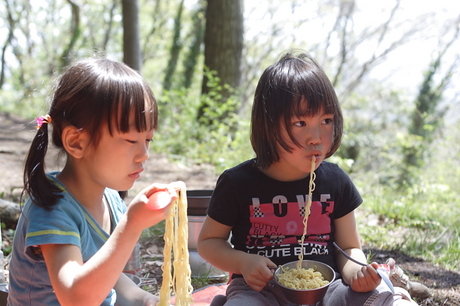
[274,260,336,305]
[124,273,142,287]
[186,190,213,216]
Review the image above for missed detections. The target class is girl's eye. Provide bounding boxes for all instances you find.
[322,118,334,125]
[293,121,306,127]
[127,138,152,144]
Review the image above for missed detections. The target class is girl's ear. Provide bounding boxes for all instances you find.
[61,126,90,159]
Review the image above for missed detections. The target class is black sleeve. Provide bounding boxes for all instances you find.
[330,165,363,219]
[206,170,240,227]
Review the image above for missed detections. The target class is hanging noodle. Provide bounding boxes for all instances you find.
[298,155,316,266]
[277,155,329,290]
[158,182,193,306]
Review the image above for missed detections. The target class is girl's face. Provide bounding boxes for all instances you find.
[265,104,334,182]
[80,112,154,192]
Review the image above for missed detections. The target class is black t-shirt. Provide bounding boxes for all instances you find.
[207,159,362,272]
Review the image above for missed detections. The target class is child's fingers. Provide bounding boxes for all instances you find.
[144,182,182,198]
[366,263,382,282]
[143,183,170,198]
[352,268,380,292]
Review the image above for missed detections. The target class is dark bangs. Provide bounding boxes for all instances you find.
[50,59,158,149]
[93,62,157,138]
[289,66,338,119]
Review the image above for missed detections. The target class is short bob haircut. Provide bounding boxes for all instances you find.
[251,51,343,169]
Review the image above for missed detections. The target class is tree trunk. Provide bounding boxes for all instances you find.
[182,1,205,89]
[198,0,244,120]
[122,0,142,72]
[0,0,15,89]
[61,0,81,69]
[101,1,118,52]
[163,0,185,91]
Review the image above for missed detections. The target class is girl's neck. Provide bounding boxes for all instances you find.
[57,166,105,209]
[57,168,112,233]
[259,163,309,182]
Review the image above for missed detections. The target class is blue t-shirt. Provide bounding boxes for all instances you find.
[8,172,127,306]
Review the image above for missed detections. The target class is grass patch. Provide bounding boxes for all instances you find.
[357,180,459,270]
[141,220,166,242]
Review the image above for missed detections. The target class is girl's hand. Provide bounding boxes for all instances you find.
[142,293,159,306]
[349,262,381,292]
[114,272,161,306]
[126,182,179,231]
[240,254,276,292]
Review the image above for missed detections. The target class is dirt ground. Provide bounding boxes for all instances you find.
[0,111,459,305]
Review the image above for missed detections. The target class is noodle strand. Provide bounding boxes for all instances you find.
[298,155,316,266]
[158,182,193,306]
[276,156,329,290]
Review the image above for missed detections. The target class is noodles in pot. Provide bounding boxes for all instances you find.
[277,265,329,290]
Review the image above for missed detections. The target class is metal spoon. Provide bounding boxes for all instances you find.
[333,242,395,294]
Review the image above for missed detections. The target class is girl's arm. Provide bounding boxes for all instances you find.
[41,215,149,306]
[197,216,276,292]
[333,211,381,292]
[113,273,158,306]
[41,184,174,306]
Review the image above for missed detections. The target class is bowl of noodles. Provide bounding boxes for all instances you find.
[274,260,336,305]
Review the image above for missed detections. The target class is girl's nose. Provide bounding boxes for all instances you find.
[135,142,149,162]
[306,126,321,146]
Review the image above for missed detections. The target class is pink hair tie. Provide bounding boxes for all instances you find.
[36,114,52,129]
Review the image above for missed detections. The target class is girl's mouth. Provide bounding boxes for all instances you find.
[129,168,143,180]
[129,173,140,180]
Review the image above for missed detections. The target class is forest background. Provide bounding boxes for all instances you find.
[0,0,459,300]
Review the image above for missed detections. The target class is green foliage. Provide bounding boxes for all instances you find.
[152,71,253,173]
[398,57,448,188]
[337,80,459,270]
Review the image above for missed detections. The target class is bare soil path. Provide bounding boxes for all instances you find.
[0,111,458,305]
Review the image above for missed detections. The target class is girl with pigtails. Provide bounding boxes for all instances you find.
[8,58,177,306]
